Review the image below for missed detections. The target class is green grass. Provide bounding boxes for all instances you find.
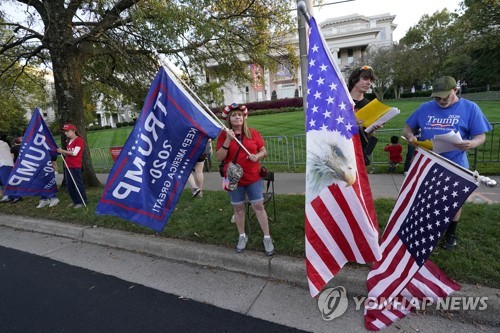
[85,127,133,148]
[79,94,500,174]
[75,95,500,149]
[1,189,498,288]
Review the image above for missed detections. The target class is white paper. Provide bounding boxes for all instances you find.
[364,107,400,133]
[431,131,463,153]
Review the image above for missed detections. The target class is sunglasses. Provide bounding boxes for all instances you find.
[433,93,452,102]
[360,65,372,71]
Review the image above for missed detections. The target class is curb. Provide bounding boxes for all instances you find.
[0,214,498,327]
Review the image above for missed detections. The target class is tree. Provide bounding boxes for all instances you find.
[390,44,434,95]
[399,9,460,79]
[362,47,396,100]
[453,0,500,86]
[0,0,296,187]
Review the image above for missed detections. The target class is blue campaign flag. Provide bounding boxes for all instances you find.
[5,108,59,197]
[96,66,223,232]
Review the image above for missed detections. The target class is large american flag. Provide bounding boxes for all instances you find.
[365,148,477,330]
[305,17,382,297]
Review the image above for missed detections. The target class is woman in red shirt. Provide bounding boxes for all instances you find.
[57,124,88,208]
[216,104,274,256]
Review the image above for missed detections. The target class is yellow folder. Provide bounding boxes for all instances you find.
[355,99,399,131]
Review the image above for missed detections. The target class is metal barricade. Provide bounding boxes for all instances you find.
[90,123,499,172]
[90,147,115,172]
[262,136,290,168]
[291,134,306,169]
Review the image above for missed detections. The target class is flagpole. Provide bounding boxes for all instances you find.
[401,137,497,187]
[297,0,312,112]
[59,154,88,209]
[156,54,226,128]
[152,51,252,157]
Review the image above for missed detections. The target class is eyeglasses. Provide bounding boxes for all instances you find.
[360,65,372,70]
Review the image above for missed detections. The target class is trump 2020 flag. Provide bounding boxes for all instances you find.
[96,66,222,232]
[365,148,477,330]
[5,108,59,197]
[305,17,381,297]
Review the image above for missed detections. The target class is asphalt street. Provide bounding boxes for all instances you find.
[0,245,304,333]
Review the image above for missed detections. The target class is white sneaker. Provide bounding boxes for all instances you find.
[263,237,275,256]
[0,196,11,203]
[73,204,84,209]
[235,235,248,253]
[49,197,60,207]
[36,199,50,209]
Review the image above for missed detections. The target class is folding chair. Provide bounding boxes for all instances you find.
[245,170,276,235]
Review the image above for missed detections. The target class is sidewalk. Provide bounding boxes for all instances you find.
[0,213,498,331]
[93,172,500,203]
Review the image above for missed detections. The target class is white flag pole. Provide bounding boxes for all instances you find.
[401,136,497,187]
[153,51,252,156]
[59,153,88,208]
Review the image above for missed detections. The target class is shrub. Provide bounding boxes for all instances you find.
[211,97,304,118]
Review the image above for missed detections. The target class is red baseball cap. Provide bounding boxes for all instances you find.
[61,124,77,131]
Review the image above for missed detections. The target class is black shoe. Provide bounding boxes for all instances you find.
[11,197,23,204]
[441,235,457,250]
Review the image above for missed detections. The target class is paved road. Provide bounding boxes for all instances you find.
[0,245,304,333]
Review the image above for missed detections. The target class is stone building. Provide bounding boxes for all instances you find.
[215,13,396,105]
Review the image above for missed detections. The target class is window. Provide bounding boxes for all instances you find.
[379,27,386,41]
[347,48,354,65]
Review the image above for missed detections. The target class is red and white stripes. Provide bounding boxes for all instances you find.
[221,103,248,119]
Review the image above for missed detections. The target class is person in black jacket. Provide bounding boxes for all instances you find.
[347,66,381,165]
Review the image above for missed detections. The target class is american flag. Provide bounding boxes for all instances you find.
[365,148,477,330]
[305,17,382,297]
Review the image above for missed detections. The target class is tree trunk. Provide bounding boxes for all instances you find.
[49,46,101,188]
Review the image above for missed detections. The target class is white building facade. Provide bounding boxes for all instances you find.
[216,13,396,105]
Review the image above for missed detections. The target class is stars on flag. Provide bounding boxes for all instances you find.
[306,42,356,138]
[398,165,474,265]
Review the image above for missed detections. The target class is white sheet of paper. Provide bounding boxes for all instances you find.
[431,131,463,153]
[364,107,400,133]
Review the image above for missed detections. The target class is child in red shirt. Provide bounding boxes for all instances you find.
[384,136,403,173]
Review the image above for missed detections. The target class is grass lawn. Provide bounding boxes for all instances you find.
[80,94,500,148]
[0,188,498,289]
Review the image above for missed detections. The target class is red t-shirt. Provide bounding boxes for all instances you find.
[65,136,85,168]
[384,144,403,163]
[217,128,265,186]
